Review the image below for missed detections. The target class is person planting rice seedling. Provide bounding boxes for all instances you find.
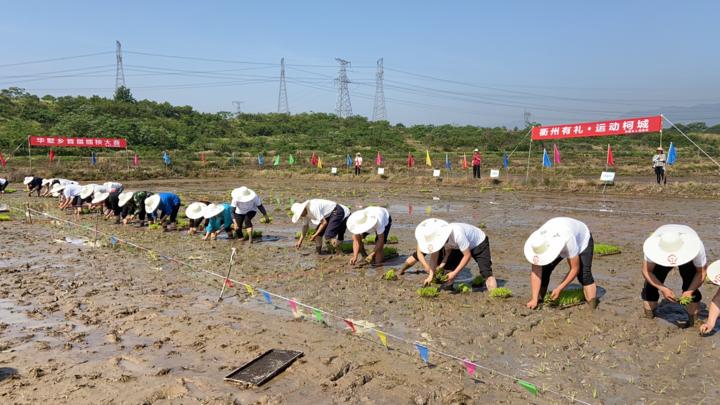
[0,177,8,194]
[524,217,599,310]
[24,176,43,196]
[102,181,124,193]
[291,198,350,254]
[92,187,122,223]
[347,206,392,266]
[230,186,269,244]
[414,218,497,291]
[641,224,706,328]
[119,191,152,227]
[184,201,208,234]
[202,202,234,241]
[144,192,181,231]
[700,261,720,335]
[57,183,83,216]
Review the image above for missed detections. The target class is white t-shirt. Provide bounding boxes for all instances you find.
[365,206,391,235]
[644,224,707,267]
[103,182,123,192]
[305,199,338,226]
[63,184,82,198]
[446,223,487,252]
[355,156,363,166]
[59,179,78,186]
[0,178,7,186]
[540,217,591,259]
[653,154,666,168]
[232,195,262,215]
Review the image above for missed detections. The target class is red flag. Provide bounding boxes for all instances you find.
[0,152,6,168]
[343,319,356,333]
[224,279,234,288]
[200,152,206,164]
[310,152,318,167]
[607,144,615,167]
[407,152,415,168]
[462,153,468,170]
[133,154,139,166]
[49,150,55,162]
[375,151,383,166]
[553,144,561,164]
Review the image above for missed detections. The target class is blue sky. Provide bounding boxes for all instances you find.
[1,0,718,126]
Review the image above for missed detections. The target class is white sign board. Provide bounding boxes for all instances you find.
[331,167,338,174]
[600,171,615,182]
[377,167,385,175]
[490,169,500,178]
[432,169,441,177]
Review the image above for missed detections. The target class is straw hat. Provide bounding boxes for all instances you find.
[144,194,161,213]
[186,202,208,220]
[23,176,34,185]
[291,201,310,223]
[231,186,257,203]
[118,191,135,207]
[707,261,720,286]
[524,226,570,266]
[474,148,479,152]
[415,218,452,254]
[356,152,361,156]
[203,203,225,219]
[643,226,702,267]
[91,189,110,204]
[347,208,378,235]
[80,184,99,199]
[657,147,663,151]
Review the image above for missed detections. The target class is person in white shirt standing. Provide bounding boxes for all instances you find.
[230,186,270,243]
[524,217,598,309]
[652,147,666,184]
[291,198,351,254]
[414,218,497,291]
[641,224,706,328]
[354,153,363,176]
[346,206,392,266]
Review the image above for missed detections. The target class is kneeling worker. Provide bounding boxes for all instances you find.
[347,206,392,266]
[292,198,350,254]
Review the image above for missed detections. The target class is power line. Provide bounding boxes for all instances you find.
[115,41,126,90]
[334,58,352,118]
[372,58,387,121]
[0,51,114,68]
[277,58,289,114]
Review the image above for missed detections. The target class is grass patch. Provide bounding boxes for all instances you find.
[594,243,621,256]
[363,234,377,244]
[471,275,485,287]
[544,289,585,307]
[489,287,513,298]
[417,286,439,298]
[176,219,189,230]
[340,241,353,254]
[382,246,398,259]
[455,283,472,293]
[382,269,397,281]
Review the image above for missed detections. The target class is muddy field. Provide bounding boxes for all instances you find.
[1,177,719,404]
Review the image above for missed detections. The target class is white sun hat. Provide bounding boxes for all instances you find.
[231,186,257,203]
[291,201,310,223]
[415,218,452,254]
[144,194,161,213]
[203,203,225,219]
[118,191,135,207]
[91,189,110,204]
[707,261,720,286]
[50,183,66,197]
[474,148,479,152]
[186,202,208,220]
[347,208,378,235]
[524,226,570,266]
[23,176,34,185]
[41,178,53,186]
[79,184,99,199]
[643,226,702,267]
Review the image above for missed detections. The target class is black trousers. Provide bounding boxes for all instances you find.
[354,166,361,176]
[641,261,702,303]
[539,235,595,297]
[473,165,481,178]
[654,166,665,184]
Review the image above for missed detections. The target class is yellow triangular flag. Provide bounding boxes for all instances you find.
[317,158,323,169]
[244,284,256,296]
[376,330,388,348]
[425,150,432,167]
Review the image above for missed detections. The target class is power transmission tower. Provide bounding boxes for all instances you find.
[233,101,244,114]
[372,58,387,121]
[334,58,352,118]
[277,58,290,114]
[115,40,126,90]
[523,109,532,126]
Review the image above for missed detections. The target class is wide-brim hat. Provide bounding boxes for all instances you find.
[145,194,161,213]
[473,148,479,152]
[643,227,701,267]
[42,178,53,186]
[203,203,224,219]
[657,147,663,150]
[347,208,378,235]
[23,176,34,185]
[186,202,208,220]
[231,186,257,203]
[415,218,452,254]
[524,227,569,266]
[291,201,310,223]
[80,184,98,199]
[707,261,720,285]
[50,183,66,195]
[118,191,135,207]
[91,190,110,204]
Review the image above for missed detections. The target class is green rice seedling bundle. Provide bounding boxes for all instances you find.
[677,296,692,306]
[382,246,398,259]
[489,287,513,298]
[242,230,263,240]
[433,271,449,284]
[594,243,621,256]
[386,235,399,244]
[455,283,472,293]
[294,230,315,239]
[260,216,272,224]
[148,223,162,230]
[471,275,485,287]
[340,241,354,254]
[417,286,440,298]
[364,234,377,244]
[176,219,190,230]
[4,188,17,193]
[0,214,11,221]
[382,269,398,281]
[544,289,585,307]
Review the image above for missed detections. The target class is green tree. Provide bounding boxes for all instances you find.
[113,86,135,103]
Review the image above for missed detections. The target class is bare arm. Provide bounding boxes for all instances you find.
[700,289,720,334]
[446,249,471,283]
[686,265,706,293]
[311,218,328,240]
[641,260,666,290]
[296,222,309,248]
[554,256,580,293]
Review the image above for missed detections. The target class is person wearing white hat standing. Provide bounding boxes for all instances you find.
[652,147,666,184]
[25,176,44,196]
[230,187,269,243]
[700,261,720,334]
[347,206,392,266]
[524,217,598,310]
[641,224,706,327]
[291,199,350,254]
[354,153,363,176]
[184,201,209,234]
[415,218,496,290]
[472,149,482,179]
[144,192,182,231]
[202,202,234,241]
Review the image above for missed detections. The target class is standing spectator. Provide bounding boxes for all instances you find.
[472,149,482,179]
[652,147,666,184]
[354,153,363,176]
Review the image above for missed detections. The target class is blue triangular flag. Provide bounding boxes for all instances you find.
[91,151,97,166]
[415,343,429,364]
[503,152,509,169]
[258,153,265,167]
[262,290,272,304]
[542,148,552,168]
[667,142,677,165]
[346,154,352,167]
[444,153,452,170]
[110,235,118,246]
[162,151,171,166]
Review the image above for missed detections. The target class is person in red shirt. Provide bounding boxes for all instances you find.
[472,149,482,178]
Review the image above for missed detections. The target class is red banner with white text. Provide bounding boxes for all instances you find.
[531,115,662,141]
[29,136,127,149]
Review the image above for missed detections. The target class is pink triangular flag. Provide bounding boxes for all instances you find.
[344,319,356,333]
[289,299,298,314]
[463,358,476,376]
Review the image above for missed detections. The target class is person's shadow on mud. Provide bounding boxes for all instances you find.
[0,367,17,382]
[654,300,709,329]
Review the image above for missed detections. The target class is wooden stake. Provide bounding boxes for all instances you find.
[218,247,238,302]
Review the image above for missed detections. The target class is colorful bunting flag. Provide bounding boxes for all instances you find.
[503,152,509,169]
[376,151,383,166]
[288,154,296,165]
[462,153,468,170]
[425,150,432,167]
[200,152,206,164]
[90,151,97,166]
[407,152,415,168]
[289,299,298,314]
[273,154,281,166]
[444,153,452,170]
[462,359,476,377]
[257,152,265,167]
[553,144,561,165]
[244,284,256,296]
[0,152,6,168]
[310,152,318,167]
[542,148,552,168]
[667,142,677,165]
[346,154,352,167]
[317,158,323,169]
[313,308,324,323]
[162,151,171,166]
[109,236,118,246]
[606,144,614,167]
[376,330,388,348]
[415,343,429,364]
[517,380,539,396]
[224,279,234,288]
[133,154,139,167]
[262,290,272,304]
[49,150,55,162]
[344,319,356,333]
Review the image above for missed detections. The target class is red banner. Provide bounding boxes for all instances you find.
[531,115,662,141]
[29,136,127,148]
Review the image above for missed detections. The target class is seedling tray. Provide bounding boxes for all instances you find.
[224,349,303,386]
